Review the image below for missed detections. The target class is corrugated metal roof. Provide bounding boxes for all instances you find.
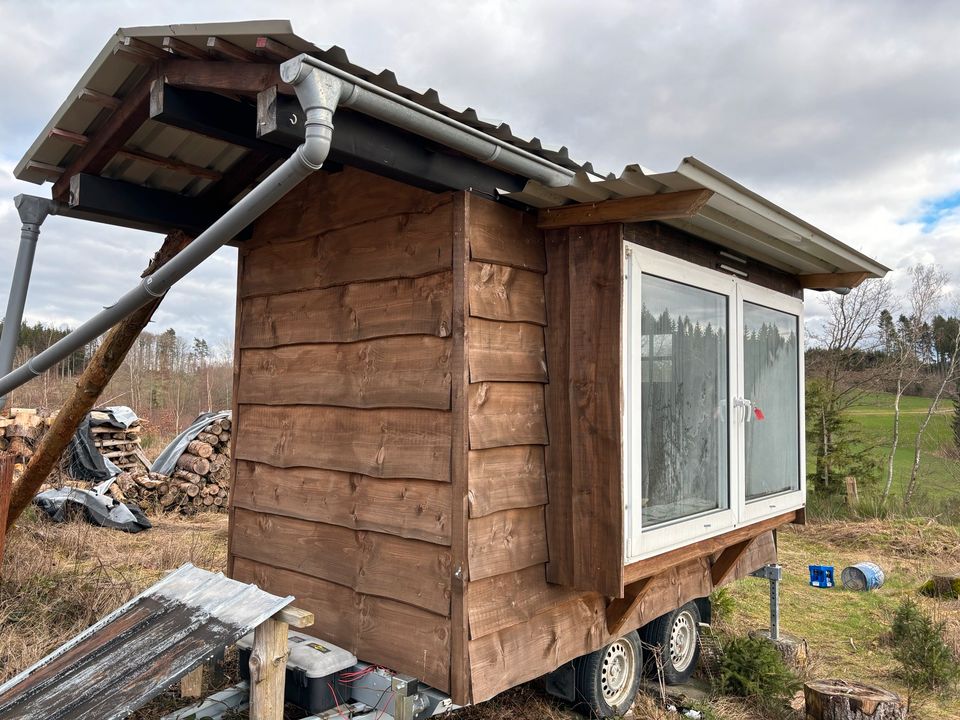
[0,563,292,720]
[13,19,889,278]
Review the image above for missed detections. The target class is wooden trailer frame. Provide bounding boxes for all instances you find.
[10,20,890,711]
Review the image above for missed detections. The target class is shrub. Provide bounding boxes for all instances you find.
[709,587,735,622]
[715,635,800,711]
[890,598,960,693]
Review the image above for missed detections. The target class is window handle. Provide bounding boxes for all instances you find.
[733,397,754,422]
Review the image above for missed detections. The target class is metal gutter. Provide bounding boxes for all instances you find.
[0,57,341,399]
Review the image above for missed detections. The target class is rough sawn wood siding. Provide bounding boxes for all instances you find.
[228,168,456,693]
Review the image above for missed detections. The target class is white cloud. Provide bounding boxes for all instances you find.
[1,0,958,352]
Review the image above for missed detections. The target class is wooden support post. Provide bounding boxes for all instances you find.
[844,476,859,506]
[179,663,205,699]
[248,617,289,720]
[0,453,13,572]
[605,576,654,636]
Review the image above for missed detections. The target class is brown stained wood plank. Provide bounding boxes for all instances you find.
[537,189,714,229]
[25,161,64,178]
[252,167,452,247]
[467,262,546,326]
[115,148,222,181]
[567,225,624,597]
[450,192,471,704]
[715,530,777,587]
[76,88,122,109]
[236,405,451,482]
[467,197,545,272]
[161,37,208,60]
[798,271,872,290]
[241,200,454,297]
[232,460,451,545]
[466,318,547,384]
[542,229,574,586]
[116,37,169,63]
[51,76,153,200]
[256,37,297,61]
[206,36,259,62]
[466,564,579,640]
[231,508,452,616]
[232,559,451,692]
[49,128,89,146]
[467,446,547,518]
[623,510,798,585]
[239,273,453,349]
[238,337,453,410]
[606,576,654,636]
[468,382,548,450]
[467,507,548,581]
[710,537,756,586]
[161,59,289,94]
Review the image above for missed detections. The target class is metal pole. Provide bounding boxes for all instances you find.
[750,563,782,641]
[0,195,57,403]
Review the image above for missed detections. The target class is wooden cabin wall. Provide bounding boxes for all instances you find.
[228,167,456,693]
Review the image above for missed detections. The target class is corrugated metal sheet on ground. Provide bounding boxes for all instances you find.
[0,563,292,720]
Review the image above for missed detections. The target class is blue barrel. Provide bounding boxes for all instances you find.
[841,562,885,591]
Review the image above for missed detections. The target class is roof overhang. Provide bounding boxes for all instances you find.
[14,20,889,285]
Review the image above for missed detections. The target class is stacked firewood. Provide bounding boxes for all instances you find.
[126,417,232,514]
[0,408,53,482]
[89,413,149,471]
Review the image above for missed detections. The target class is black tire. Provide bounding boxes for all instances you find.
[639,601,701,685]
[572,631,642,718]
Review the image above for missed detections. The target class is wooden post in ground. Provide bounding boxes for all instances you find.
[0,453,13,571]
[4,232,192,531]
[249,606,314,720]
[844,476,859,506]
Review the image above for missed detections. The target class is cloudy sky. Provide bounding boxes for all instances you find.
[1,0,958,356]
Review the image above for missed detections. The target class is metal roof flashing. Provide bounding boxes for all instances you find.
[13,19,889,281]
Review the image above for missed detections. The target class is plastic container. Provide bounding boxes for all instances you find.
[238,629,357,713]
[841,562,885,592]
[808,565,834,588]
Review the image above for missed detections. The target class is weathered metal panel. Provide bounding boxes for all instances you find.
[0,563,292,720]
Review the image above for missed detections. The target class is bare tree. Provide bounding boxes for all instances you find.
[881,264,949,504]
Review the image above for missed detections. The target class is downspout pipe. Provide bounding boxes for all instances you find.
[0,60,342,399]
[281,54,576,189]
[0,195,60,403]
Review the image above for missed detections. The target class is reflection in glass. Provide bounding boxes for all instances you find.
[641,274,728,526]
[744,302,800,500]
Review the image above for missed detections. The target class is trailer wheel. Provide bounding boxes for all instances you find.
[573,630,642,717]
[640,601,701,684]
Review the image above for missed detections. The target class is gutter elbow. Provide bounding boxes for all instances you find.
[281,55,345,171]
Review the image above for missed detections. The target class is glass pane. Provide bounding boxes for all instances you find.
[743,302,800,500]
[641,274,729,527]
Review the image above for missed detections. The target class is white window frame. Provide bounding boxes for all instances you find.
[623,242,805,563]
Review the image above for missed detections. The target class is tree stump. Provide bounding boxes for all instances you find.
[749,629,809,672]
[804,680,905,720]
[919,573,960,599]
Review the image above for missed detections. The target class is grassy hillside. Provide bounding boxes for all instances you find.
[818,391,958,506]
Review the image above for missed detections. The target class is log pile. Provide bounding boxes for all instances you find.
[0,408,51,482]
[89,413,149,471]
[134,416,233,514]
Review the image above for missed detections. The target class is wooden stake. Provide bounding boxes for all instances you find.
[180,663,205,699]
[5,231,192,531]
[249,617,289,720]
[0,453,13,572]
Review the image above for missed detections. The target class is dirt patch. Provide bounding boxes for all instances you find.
[791,518,960,565]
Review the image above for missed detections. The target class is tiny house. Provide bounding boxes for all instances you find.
[12,20,888,716]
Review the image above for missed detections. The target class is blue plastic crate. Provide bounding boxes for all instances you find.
[808,565,834,588]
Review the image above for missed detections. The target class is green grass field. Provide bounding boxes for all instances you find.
[815,391,958,506]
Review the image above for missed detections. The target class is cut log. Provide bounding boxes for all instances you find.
[187,440,214,458]
[179,483,201,498]
[748,629,809,671]
[220,418,231,431]
[176,454,211,476]
[197,432,220,445]
[804,680,905,720]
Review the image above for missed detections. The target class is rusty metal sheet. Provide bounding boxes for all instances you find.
[0,563,292,720]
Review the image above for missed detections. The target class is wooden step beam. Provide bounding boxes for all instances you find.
[537,189,714,229]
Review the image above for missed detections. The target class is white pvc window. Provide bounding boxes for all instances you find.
[623,243,805,561]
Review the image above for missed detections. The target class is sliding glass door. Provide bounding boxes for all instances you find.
[623,244,804,561]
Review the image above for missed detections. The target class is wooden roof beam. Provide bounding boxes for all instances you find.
[161,59,292,95]
[206,36,259,63]
[114,37,168,64]
[51,71,154,200]
[162,37,208,61]
[798,271,872,290]
[49,128,89,146]
[537,188,714,229]
[255,36,297,62]
[115,148,223,181]
[76,88,122,110]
